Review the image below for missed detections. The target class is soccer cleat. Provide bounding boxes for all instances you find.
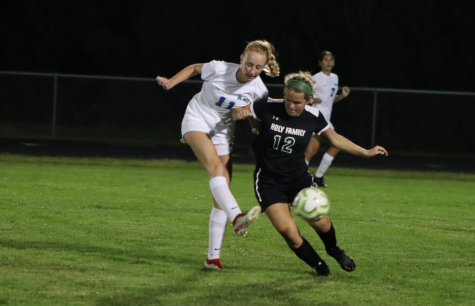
[315,262,330,276]
[313,176,327,187]
[327,247,355,272]
[204,258,225,270]
[232,206,261,236]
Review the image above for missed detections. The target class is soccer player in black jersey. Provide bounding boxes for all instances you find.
[232,71,388,276]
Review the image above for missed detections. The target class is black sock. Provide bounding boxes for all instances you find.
[316,223,338,253]
[291,237,326,270]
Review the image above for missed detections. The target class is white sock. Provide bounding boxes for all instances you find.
[209,176,242,222]
[305,159,309,165]
[208,207,227,260]
[315,153,334,178]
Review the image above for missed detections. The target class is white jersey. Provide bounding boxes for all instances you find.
[183,60,268,141]
[311,72,339,122]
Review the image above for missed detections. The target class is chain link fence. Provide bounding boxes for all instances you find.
[1,71,474,155]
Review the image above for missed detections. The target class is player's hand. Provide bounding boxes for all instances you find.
[232,106,252,120]
[312,98,322,104]
[342,86,350,97]
[366,146,388,158]
[156,76,172,90]
[250,119,262,135]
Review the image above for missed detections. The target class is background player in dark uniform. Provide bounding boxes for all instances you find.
[233,71,388,276]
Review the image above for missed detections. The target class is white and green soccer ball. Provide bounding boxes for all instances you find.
[291,187,330,221]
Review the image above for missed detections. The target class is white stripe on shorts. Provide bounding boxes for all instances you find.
[255,168,262,202]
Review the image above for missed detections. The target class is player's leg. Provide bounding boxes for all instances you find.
[184,131,229,178]
[185,131,241,221]
[266,204,329,276]
[304,135,321,164]
[214,142,260,236]
[255,170,329,275]
[204,206,227,269]
[326,147,340,158]
[305,135,327,187]
[185,131,260,236]
[316,146,340,176]
[309,216,355,272]
[205,153,232,269]
[314,125,339,187]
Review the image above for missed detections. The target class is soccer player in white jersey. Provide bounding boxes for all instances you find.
[156,40,280,270]
[305,51,350,187]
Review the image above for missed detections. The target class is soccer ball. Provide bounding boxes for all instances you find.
[291,187,330,221]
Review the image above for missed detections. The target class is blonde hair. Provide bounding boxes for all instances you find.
[284,71,316,103]
[242,40,280,77]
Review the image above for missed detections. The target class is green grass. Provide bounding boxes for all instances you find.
[0,154,474,306]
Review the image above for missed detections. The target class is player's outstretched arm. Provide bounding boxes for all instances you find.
[333,86,350,103]
[231,104,252,120]
[312,98,322,105]
[231,104,261,134]
[321,128,388,158]
[156,64,204,90]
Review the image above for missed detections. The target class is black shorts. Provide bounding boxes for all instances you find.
[253,167,316,212]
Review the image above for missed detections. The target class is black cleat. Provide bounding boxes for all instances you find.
[313,176,327,187]
[315,262,330,276]
[327,247,355,272]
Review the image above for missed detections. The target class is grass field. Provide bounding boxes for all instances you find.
[0,154,474,306]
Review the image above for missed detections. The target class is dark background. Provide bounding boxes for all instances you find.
[1,0,475,91]
[1,0,475,172]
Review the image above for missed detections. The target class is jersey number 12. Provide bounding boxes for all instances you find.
[273,135,295,153]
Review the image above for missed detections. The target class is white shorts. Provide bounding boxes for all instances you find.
[181,117,234,156]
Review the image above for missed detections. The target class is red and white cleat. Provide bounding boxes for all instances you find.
[204,258,225,270]
[232,206,261,236]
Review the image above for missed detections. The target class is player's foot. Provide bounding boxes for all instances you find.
[232,206,261,236]
[327,247,355,272]
[313,176,327,187]
[315,262,330,276]
[204,258,225,270]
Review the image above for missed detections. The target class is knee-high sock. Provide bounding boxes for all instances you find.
[291,237,326,270]
[316,223,338,252]
[208,207,227,260]
[315,153,334,178]
[209,176,242,222]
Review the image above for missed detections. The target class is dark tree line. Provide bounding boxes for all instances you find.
[1,0,474,91]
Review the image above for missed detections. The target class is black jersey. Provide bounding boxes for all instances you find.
[251,97,330,180]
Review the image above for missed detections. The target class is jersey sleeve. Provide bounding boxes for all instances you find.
[316,120,331,136]
[252,78,269,102]
[201,60,227,81]
[251,95,268,121]
[306,106,331,135]
[315,114,330,135]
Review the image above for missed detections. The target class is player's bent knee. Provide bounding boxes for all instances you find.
[327,147,340,156]
[207,160,228,177]
[277,228,302,248]
[310,216,331,232]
